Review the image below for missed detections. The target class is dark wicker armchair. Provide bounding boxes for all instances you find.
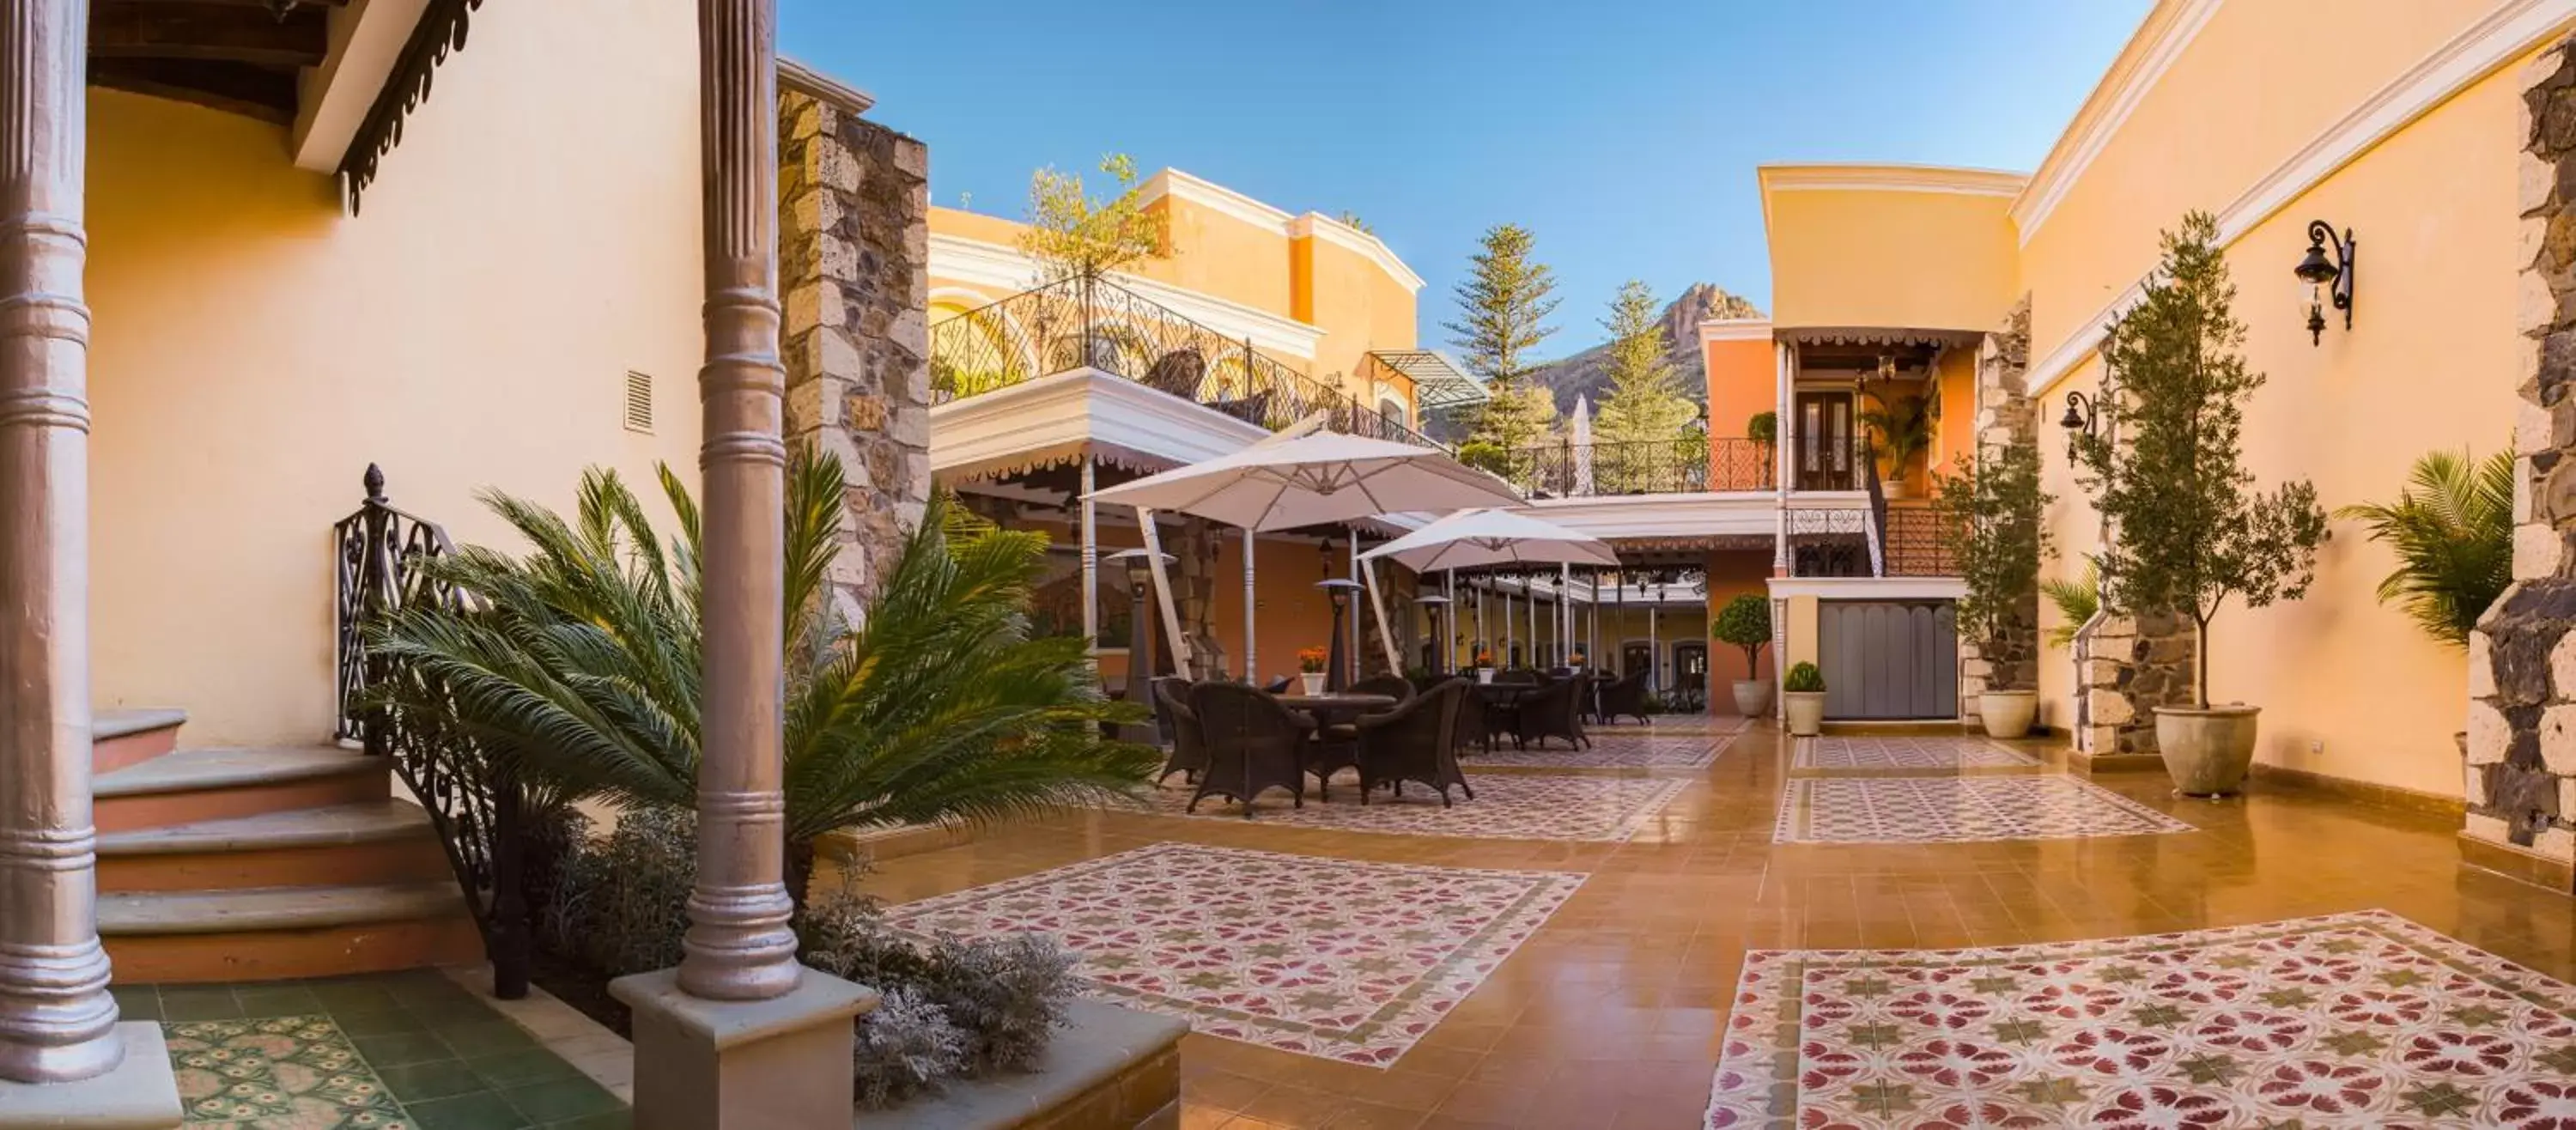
[1595,669,1651,726]
[1187,682,1311,817]
[1349,675,1414,701]
[1356,681,1473,805]
[1450,678,1492,755]
[1150,677,1203,786]
[1514,673,1591,750]
[1495,668,1542,685]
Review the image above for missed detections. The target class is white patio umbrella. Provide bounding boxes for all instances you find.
[1357,507,1618,573]
[1085,428,1524,677]
[1571,396,1595,496]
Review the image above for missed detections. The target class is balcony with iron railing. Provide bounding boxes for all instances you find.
[929,272,1441,448]
[1477,436,1774,498]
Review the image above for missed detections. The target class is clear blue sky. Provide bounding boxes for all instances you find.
[780,2,2150,359]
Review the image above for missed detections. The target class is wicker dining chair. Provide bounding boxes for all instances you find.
[1356,681,1473,805]
[1594,669,1651,726]
[1186,681,1311,817]
[1150,677,1204,786]
[1514,672,1592,750]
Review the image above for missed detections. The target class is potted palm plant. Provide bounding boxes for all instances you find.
[1711,594,1774,717]
[1933,428,2052,738]
[1783,662,1827,736]
[2074,212,2327,796]
[1297,647,1329,696]
[2336,448,2512,649]
[1859,392,1932,499]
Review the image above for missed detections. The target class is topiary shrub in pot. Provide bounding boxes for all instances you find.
[1783,662,1827,737]
[2073,212,2327,796]
[1933,427,2053,738]
[1710,594,1774,718]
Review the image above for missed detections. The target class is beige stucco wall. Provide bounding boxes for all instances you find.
[2021,29,2537,799]
[85,0,706,746]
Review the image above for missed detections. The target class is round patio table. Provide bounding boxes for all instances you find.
[1274,691,1400,728]
[1468,683,1535,753]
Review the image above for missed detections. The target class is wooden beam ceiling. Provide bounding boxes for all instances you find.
[87,1,335,124]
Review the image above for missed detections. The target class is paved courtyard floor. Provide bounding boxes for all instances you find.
[859,720,2576,1129]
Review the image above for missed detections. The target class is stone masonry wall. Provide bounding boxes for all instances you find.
[1959,299,2041,720]
[779,87,932,626]
[1170,517,1227,680]
[2464,39,2576,865]
[2075,611,2195,756]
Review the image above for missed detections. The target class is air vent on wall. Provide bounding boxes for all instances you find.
[623,371,653,434]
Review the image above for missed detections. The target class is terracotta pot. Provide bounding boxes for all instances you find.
[1732,679,1773,718]
[1880,477,1906,501]
[1783,691,1827,737]
[1299,672,1326,696]
[2154,705,2261,796]
[1979,690,2038,738]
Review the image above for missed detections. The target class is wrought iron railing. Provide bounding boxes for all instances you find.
[1485,436,1774,497]
[1880,506,1956,576]
[332,465,532,998]
[930,272,1441,448]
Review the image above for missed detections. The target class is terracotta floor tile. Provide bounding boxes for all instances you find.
[854,719,2572,1129]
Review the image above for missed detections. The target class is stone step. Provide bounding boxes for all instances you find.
[101,881,483,983]
[93,746,387,834]
[94,708,187,775]
[96,801,450,893]
[99,881,467,935]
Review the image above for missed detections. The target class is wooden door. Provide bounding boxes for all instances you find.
[1794,392,1856,491]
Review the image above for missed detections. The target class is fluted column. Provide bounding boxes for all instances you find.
[0,0,120,1084]
[677,0,799,1002]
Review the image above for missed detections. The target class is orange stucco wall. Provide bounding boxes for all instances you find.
[86,0,706,746]
[1704,336,1776,490]
[1764,175,2022,333]
[2019,15,2537,800]
[1929,347,1978,483]
[1702,550,1776,710]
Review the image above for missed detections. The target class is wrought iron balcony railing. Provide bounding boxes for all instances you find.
[930,272,1441,448]
[1478,437,1774,498]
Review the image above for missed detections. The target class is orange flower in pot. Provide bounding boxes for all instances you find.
[1296,646,1330,696]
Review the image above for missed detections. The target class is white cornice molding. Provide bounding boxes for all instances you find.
[1139,168,1295,229]
[1759,164,2028,198]
[1698,318,1774,343]
[291,0,431,173]
[1286,213,1427,295]
[927,234,1327,359]
[1766,576,1968,600]
[1517,494,1778,540]
[928,368,1271,480]
[779,58,877,113]
[2010,0,2222,246]
[2026,0,2576,397]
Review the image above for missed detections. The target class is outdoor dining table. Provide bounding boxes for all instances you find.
[1275,691,1400,729]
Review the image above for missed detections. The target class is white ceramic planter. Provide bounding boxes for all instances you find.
[1732,679,1773,718]
[1783,691,1827,736]
[1299,672,1326,696]
[2154,705,2261,796]
[1978,690,2038,739]
[1476,667,1495,685]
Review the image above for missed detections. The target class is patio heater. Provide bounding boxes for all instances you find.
[1415,594,1454,675]
[1106,549,1176,744]
[1318,578,1364,690]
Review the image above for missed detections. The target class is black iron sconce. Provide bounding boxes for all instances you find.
[2058,391,2097,465]
[2293,220,2355,345]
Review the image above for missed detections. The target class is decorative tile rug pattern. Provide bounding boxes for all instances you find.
[1467,729,1735,770]
[1775,776,2194,843]
[1150,772,1687,841]
[169,1015,412,1128]
[1793,735,2043,771]
[883,843,1584,1066]
[1705,910,2576,1129]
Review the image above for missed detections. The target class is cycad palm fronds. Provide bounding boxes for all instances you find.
[367,449,1155,899]
[2039,557,2101,650]
[2334,448,2513,648]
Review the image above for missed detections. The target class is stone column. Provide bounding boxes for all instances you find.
[2464,38,2576,873]
[1958,299,2042,721]
[611,8,872,1127]
[779,78,929,623]
[1170,516,1226,679]
[0,0,179,1119]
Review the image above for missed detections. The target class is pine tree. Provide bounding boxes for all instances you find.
[1593,280,1697,447]
[1443,224,1559,451]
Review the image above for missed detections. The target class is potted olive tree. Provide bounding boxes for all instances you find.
[1711,594,1773,717]
[1783,662,1827,736]
[1934,428,2051,738]
[2073,212,2327,796]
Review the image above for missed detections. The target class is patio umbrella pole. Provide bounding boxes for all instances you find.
[1242,528,1257,681]
[1136,508,1192,676]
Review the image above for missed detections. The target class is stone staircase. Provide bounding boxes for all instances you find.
[90,709,481,982]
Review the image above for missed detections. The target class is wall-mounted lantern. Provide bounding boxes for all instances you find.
[2057,391,2097,464]
[2293,220,2355,345]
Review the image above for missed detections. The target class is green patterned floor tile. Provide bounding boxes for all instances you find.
[167,1014,413,1128]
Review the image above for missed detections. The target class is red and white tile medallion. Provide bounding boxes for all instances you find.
[1706,911,2576,1128]
[1776,776,2194,843]
[1151,772,1688,841]
[1467,728,1739,770]
[884,843,1583,1066]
